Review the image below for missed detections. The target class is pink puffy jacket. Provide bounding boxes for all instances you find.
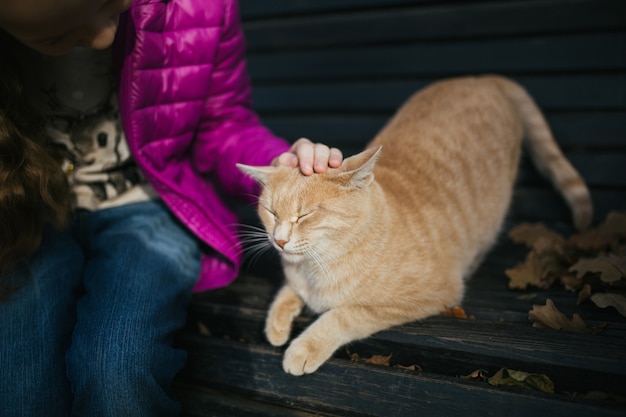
[114,0,290,291]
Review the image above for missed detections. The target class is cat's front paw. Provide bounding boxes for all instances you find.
[265,315,292,347]
[282,337,335,376]
[265,286,303,347]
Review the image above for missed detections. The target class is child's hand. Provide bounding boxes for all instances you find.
[273,138,343,176]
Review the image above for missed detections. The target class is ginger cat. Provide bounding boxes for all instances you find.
[237,75,592,376]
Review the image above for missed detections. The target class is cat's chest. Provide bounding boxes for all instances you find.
[282,261,346,313]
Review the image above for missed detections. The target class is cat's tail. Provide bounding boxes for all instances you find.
[487,75,593,230]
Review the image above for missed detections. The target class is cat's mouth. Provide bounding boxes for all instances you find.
[277,248,301,256]
[276,247,306,259]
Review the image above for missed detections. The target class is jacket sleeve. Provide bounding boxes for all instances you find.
[192,0,290,201]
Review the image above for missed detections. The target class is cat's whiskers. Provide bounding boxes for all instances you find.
[236,224,273,266]
[235,223,269,240]
[303,246,334,285]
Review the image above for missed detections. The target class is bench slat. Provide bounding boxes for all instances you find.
[241,0,468,20]
[243,0,625,50]
[262,112,626,149]
[176,385,323,417]
[252,74,626,112]
[247,34,626,82]
[178,335,626,417]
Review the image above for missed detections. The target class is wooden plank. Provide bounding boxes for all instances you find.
[247,33,626,82]
[240,0,449,20]
[243,0,626,50]
[517,153,626,187]
[263,112,626,148]
[252,75,626,113]
[188,302,626,387]
[189,306,626,393]
[547,112,626,148]
[520,154,626,187]
[178,336,626,417]
[176,385,326,417]
[510,188,626,224]
[262,112,626,149]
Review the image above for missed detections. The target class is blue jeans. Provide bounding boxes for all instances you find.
[0,200,201,417]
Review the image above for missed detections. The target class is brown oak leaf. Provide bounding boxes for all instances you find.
[349,352,392,366]
[568,229,619,252]
[528,299,604,333]
[506,251,555,290]
[590,293,626,317]
[577,284,593,305]
[601,211,626,238]
[568,212,626,252]
[569,254,626,284]
[441,305,472,319]
[460,369,488,381]
[508,223,565,250]
[560,273,583,293]
[396,364,423,372]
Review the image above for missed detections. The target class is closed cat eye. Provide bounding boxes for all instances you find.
[262,206,277,218]
[296,213,312,222]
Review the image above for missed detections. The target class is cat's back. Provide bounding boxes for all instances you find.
[363,76,525,270]
[369,76,523,201]
[371,76,522,172]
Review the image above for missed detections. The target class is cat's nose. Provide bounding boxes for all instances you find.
[275,239,288,249]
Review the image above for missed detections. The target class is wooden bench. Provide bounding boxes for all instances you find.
[174,1,626,415]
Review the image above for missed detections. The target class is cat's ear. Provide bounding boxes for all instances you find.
[336,146,382,189]
[236,164,275,186]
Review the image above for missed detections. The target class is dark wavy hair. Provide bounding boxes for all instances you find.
[0,31,71,298]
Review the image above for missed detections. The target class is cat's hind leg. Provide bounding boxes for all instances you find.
[265,285,304,347]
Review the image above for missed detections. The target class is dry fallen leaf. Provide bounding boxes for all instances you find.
[506,251,553,290]
[568,229,619,252]
[197,321,211,336]
[508,223,565,250]
[559,273,583,293]
[568,212,626,252]
[396,364,423,372]
[577,284,593,305]
[507,223,566,290]
[601,211,626,238]
[577,390,626,404]
[528,299,604,334]
[570,254,626,284]
[488,368,555,393]
[460,369,489,381]
[441,306,476,320]
[507,213,626,319]
[441,305,469,319]
[590,293,626,317]
[349,352,392,367]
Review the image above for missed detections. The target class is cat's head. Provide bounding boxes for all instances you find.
[237,146,381,262]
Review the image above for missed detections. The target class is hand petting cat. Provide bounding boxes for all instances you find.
[272,137,343,175]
